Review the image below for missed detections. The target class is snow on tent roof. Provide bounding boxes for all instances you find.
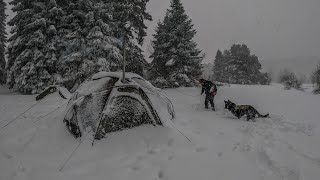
[92,71,143,80]
[76,77,112,97]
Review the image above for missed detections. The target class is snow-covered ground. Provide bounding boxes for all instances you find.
[1,84,320,180]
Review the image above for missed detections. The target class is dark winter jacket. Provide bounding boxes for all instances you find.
[201,80,217,95]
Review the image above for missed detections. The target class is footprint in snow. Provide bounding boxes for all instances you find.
[157,169,169,180]
[179,121,188,127]
[192,129,201,134]
[20,167,26,173]
[9,166,28,179]
[157,170,164,179]
[232,142,240,151]
[168,154,175,160]
[147,148,161,155]
[258,148,300,180]
[167,138,174,147]
[129,164,141,172]
[127,156,145,172]
[2,152,14,159]
[195,146,208,153]
[217,131,224,136]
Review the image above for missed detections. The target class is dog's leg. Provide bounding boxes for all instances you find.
[246,113,251,121]
[250,111,256,122]
[251,116,256,122]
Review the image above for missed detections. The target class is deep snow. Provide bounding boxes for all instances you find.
[0,84,320,180]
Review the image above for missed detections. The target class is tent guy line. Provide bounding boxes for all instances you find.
[0,100,42,131]
[59,130,93,172]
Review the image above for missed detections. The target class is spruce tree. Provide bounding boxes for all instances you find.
[0,0,6,85]
[110,0,152,77]
[58,0,122,90]
[7,0,65,94]
[42,0,64,81]
[212,50,223,82]
[213,44,270,85]
[110,0,152,45]
[126,43,149,76]
[150,0,203,87]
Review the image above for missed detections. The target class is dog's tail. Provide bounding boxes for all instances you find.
[253,108,269,118]
[259,113,269,118]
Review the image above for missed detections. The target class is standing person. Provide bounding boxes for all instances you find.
[199,79,217,111]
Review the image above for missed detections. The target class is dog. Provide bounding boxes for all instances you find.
[224,100,269,121]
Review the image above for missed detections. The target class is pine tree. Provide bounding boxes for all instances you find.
[126,43,149,76]
[7,0,49,93]
[110,0,152,45]
[42,0,64,81]
[213,50,223,82]
[150,0,203,88]
[110,0,152,77]
[0,0,6,85]
[7,0,65,94]
[213,44,270,85]
[58,0,122,90]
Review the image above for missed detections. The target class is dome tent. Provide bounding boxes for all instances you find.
[63,72,175,139]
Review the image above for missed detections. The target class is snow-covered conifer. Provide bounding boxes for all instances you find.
[58,0,122,90]
[7,0,64,94]
[150,0,203,88]
[0,0,6,84]
[212,50,224,82]
[110,0,152,77]
[125,43,149,76]
[213,44,270,85]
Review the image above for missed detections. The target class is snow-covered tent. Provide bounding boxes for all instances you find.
[63,72,175,139]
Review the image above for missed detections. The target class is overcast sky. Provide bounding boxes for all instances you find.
[4,0,320,63]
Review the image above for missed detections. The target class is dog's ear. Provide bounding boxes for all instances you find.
[224,100,227,103]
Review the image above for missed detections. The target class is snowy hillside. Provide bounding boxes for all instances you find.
[1,84,320,180]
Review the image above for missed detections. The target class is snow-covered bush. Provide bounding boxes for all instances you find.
[311,64,320,94]
[150,73,196,89]
[151,77,170,89]
[168,73,194,88]
[279,69,302,90]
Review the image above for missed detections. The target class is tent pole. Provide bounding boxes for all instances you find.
[122,35,127,82]
[91,113,105,146]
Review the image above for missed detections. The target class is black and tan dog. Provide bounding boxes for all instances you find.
[224,100,269,121]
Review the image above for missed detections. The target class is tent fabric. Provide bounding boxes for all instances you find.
[63,72,175,140]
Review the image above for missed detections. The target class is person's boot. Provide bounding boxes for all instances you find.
[212,107,215,111]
